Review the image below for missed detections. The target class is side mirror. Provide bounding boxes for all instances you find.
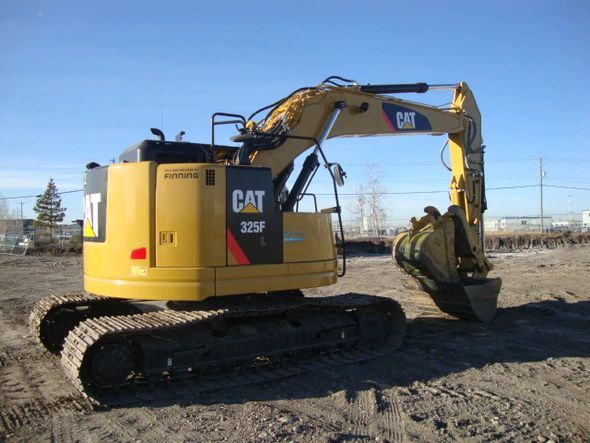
[331,163,346,187]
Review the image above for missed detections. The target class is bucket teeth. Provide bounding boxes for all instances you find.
[400,274,501,322]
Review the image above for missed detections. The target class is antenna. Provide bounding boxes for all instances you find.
[539,157,544,232]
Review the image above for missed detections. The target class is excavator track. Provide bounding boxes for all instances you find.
[56,293,405,405]
[29,292,140,354]
[30,292,109,353]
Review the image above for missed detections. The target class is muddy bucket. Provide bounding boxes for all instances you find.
[400,275,501,322]
[393,208,502,322]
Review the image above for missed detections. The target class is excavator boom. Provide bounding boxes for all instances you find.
[244,81,484,224]
[236,78,500,321]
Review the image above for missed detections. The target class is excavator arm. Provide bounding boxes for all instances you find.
[234,78,500,321]
[243,82,482,224]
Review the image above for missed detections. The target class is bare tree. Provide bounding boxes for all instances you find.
[349,165,389,237]
[350,184,367,237]
[366,165,388,236]
[0,196,9,236]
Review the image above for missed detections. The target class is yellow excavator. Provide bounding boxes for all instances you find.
[30,76,501,400]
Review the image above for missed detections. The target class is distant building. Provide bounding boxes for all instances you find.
[484,217,500,231]
[0,219,82,239]
[60,222,82,237]
[551,219,582,232]
[484,216,552,232]
[0,218,35,237]
[583,210,590,229]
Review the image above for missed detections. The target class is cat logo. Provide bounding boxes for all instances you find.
[232,189,265,213]
[396,111,416,130]
[84,193,101,237]
[382,103,432,132]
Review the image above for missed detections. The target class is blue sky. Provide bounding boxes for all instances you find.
[1,0,589,225]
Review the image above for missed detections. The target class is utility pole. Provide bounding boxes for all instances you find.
[539,157,545,233]
[19,202,24,235]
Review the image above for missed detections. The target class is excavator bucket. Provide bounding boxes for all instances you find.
[393,206,501,322]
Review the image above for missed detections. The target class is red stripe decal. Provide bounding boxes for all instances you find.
[382,109,396,132]
[226,228,250,265]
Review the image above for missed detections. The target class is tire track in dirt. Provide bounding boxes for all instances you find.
[48,408,153,443]
[58,416,124,443]
[341,387,407,441]
[0,312,93,439]
[93,410,144,442]
[270,367,409,441]
[345,390,365,437]
[272,398,343,435]
[102,406,184,442]
[486,362,590,436]
[1,394,92,437]
[400,381,479,439]
[49,416,76,443]
[230,402,258,443]
[399,364,589,441]
[375,389,407,442]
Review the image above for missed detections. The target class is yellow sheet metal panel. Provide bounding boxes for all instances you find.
[283,213,336,263]
[84,163,337,301]
[216,213,337,296]
[155,164,226,267]
[216,263,289,295]
[85,267,215,301]
[215,260,336,296]
[84,162,155,289]
[83,161,218,301]
[287,262,337,288]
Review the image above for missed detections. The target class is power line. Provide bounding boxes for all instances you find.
[339,157,590,168]
[544,184,590,191]
[544,157,590,163]
[336,211,589,222]
[487,184,539,190]
[1,180,589,202]
[546,177,590,185]
[315,184,545,196]
[0,189,83,200]
[325,190,449,196]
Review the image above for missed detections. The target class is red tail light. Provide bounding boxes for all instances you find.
[130,247,147,260]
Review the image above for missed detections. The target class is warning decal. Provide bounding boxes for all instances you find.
[83,167,108,243]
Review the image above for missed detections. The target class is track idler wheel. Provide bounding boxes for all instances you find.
[357,300,406,349]
[40,309,85,354]
[88,342,135,387]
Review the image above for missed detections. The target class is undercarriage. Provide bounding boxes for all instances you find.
[30,292,406,403]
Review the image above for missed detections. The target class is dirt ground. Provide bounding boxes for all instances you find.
[0,246,588,442]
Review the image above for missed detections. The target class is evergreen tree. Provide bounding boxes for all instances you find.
[33,178,67,240]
